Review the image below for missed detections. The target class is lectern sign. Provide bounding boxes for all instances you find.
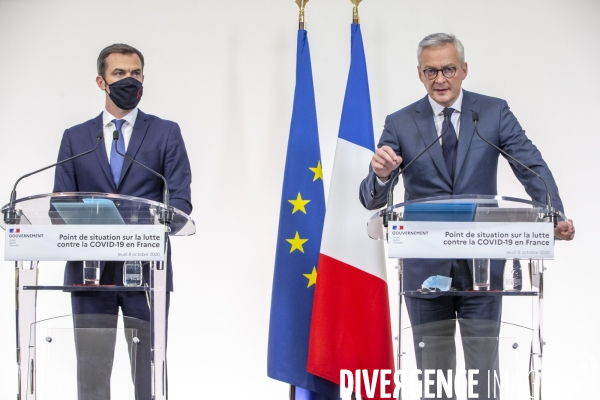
[5,224,165,261]
[387,221,554,259]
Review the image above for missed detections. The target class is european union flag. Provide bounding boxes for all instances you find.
[267,29,339,400]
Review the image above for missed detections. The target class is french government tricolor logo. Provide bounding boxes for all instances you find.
[9,228,20,233]
[392,225,404,231]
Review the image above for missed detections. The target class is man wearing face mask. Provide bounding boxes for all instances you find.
[53,43,192,400]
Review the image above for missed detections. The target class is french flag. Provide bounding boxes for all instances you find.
[307,24,394,399]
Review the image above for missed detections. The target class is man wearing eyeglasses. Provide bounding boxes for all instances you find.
[360,33,575,399]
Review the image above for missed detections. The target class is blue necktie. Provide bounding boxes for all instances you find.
[441,108,457,180]
[110,119,126,187]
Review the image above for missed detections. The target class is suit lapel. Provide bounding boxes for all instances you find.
[454,91,479,181]
[118,110,150,189]
[413,96,452,186]
[91,113,116,191]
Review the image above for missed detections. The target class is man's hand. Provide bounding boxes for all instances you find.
[372,145,402,182]
[554,219,575,241]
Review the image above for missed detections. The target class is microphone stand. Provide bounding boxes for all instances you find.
[112,131,173,225]
[471,112,558,226]
[383,108,452,227]
[3,131,103,225]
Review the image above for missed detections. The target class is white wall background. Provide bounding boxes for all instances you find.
[0,0,598,398]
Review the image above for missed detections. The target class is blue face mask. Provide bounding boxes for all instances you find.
[106,77,143,110]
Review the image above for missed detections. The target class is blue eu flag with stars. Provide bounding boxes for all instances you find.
[267,29,339,400]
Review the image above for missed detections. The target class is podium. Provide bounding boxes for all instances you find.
[1,192,195,400]
[367,195,562,400]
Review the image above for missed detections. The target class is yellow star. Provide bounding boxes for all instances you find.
[288,192,311,214]
[303,266,317,288]
[286,231,308,253]
[309,161,323,182]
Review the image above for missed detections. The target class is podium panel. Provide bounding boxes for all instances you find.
[1,192,194,236]
[2,192,195,400]
[31,315,141,400]
[398,319,538,400]
[367,195,562,400]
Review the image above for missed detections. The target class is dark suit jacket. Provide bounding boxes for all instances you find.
[53,110,192,291]
[359,90,563,290]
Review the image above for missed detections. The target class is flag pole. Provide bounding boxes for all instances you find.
[289,5,308,399]
[351,5,361,397]
[351,5,366,399]
[350,0,363,24]
[296,0,309,30]
[291,4,308,398]
[269,1,337,398]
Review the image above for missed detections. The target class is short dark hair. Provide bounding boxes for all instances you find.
[97,43,145,77]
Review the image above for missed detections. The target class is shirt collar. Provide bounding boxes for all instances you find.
[102,108,139,128]
[428,89,464,116]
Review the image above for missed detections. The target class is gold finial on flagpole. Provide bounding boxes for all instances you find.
[350,0,363,24]
[296,0,309,30]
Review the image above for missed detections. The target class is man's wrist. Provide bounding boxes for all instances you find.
[376,173,392,185]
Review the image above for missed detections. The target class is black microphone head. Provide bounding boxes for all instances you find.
[443,107,450,118]
[112,130,119,140]
[472,111,479,122]
[96,130,103,140]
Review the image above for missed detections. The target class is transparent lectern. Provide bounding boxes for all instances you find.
[367,195,563,400]
[2,192,195,400]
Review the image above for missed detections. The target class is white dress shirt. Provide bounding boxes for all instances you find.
[102,108,138,163]
[376,89,464,185]
[428,89,463,142]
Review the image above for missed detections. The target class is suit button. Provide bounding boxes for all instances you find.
[370,190,374,198]
[115,201,121,206]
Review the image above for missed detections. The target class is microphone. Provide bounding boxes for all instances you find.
[112,130,173,225]
[471,112,557,225]
[3,130,104,224]
[383,107,453,226]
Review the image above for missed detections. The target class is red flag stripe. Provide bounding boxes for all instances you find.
[308,253,395,399]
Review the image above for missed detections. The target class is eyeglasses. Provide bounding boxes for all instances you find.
[422,67,457,80]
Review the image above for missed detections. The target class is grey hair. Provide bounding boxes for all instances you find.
[417,33,465,65]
